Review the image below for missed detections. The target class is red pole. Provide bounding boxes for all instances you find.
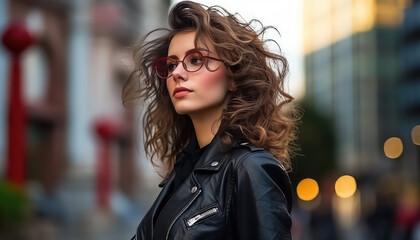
[1,22,33,185]
[97,138,111,210]
[6,55,25,185]
[94,119,119,211]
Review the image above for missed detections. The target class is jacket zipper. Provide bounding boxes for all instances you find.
[166,189,202,240]
[186,206,219,227]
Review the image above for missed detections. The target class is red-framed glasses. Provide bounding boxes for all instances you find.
[153,50,223,79]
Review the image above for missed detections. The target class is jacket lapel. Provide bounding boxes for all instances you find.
[152,171,201,239]
[139,171,175,239]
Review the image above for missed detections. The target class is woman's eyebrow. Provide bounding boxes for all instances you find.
[167,54,179,60]
[186,48,210,54]
[168,48,211,59]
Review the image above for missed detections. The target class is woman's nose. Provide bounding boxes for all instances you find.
[171,63,188,81]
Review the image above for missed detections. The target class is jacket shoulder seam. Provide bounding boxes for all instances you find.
[232,150,278,172]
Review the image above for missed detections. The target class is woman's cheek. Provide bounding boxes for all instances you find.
[200,69,229,96]
[205,69,226,86]
[166,79,176,100]
[166,79,172,93]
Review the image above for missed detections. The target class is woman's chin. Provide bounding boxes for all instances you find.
[173,107,192,115]
[172,103,197,115]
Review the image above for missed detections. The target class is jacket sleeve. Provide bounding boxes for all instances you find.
[233,152,292,240]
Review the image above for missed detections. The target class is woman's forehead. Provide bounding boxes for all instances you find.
[168,30,214,56]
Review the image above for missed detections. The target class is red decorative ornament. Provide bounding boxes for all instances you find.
[2,21,34,55]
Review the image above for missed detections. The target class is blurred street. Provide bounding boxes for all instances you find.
[55,176,158,240]
[1,173,160,240]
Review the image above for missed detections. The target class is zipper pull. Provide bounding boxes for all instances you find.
[187,214,202,226]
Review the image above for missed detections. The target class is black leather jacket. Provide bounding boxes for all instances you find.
[134,136,293,240]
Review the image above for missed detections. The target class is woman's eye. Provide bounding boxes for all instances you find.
[167,63,177,71]
[190,56,203,65]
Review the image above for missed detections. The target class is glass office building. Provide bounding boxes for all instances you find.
[303,0,410,173]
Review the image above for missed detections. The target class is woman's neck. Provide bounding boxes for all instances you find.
[189,100,228,148]
[190,111,222,148]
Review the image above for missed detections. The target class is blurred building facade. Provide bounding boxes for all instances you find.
[303,0,412,176]
[0,0,169,206]
[401,0,420,179]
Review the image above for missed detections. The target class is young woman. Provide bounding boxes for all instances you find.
[123,1,297,239]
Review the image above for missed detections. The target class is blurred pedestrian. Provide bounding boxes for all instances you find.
[392,184,420,240]
[123,1,297,239]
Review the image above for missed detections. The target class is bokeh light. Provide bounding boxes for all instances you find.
[297,178,319,201]
[411,125,420,145]
[384,137,403,159]
[335,175,357,199]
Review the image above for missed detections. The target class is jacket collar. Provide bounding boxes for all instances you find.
[193,132,241,171]
[159,131,241,187]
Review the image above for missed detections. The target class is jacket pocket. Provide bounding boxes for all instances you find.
[185,203,220,227]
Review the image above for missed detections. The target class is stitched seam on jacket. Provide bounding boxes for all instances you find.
[226,150,253,217]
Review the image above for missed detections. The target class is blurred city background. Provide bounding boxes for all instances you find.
[0,0,419,239]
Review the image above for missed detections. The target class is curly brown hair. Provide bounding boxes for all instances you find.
[122,1,297,176]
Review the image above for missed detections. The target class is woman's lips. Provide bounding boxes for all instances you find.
[174,91,191,98]
[173,87,192,98]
